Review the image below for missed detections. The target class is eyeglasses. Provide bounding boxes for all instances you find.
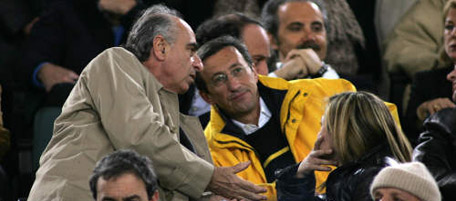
[210,66,249,87]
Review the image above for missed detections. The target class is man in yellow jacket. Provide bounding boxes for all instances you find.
[194,36,358,200]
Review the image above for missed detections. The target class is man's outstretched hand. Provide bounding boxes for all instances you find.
[207,161,267,201]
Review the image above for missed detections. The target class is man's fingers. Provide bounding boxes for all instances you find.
[231,161,251,174]
[209,165,266,201]
[226,177,266,200]
[236,177,267,194]
[284,49,300,61]
[235,187,267,201]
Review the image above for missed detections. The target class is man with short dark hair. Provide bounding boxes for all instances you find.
[28,5,266,201]
[195,36,356,200]
[181,13,273,127]
[89,150,159,201]
[196,13,271,75]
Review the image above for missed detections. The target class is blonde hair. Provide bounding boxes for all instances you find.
[441,0,456,63]
[324,92,412,165]
[443,0,456,22]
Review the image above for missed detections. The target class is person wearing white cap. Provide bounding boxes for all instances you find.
[370,162,441,201]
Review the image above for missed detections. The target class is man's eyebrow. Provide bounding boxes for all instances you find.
[187,43,198,50]
[253,55,267,60]
[311,21,323,26]
[123,195,141,201]
[101,197,116,201]
[288,22,304,27]
[229,62,244,69]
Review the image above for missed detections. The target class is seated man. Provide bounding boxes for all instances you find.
[195,36,356,200]
[261,0,376,92]
[89,150,159,201]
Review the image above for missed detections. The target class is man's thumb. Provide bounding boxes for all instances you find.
[232,161,251,174]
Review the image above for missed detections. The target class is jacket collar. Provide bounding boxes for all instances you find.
[334,143,392,173]
[207,77,288,147]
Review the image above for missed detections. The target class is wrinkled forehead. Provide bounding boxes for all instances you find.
[202,46,248,73]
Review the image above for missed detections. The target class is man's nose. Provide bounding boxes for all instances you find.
[192,55,203,71]
[301,27,316,42]
[226,75,241,90]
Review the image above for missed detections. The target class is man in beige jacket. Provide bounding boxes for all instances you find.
[27,5,266,201]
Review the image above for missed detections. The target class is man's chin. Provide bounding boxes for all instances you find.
[173,82,191,94]
[177,86,190,95]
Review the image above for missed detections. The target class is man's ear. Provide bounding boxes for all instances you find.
[150,190,159,201]
[152,35,169,61]
[199,90,215,105]
[268,33,279,50]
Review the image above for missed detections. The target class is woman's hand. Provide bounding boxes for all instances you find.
[416,98,456,121]
[296,136,338,178]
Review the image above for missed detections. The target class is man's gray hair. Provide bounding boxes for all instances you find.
[261,0,328,39]
[125,4,181,62]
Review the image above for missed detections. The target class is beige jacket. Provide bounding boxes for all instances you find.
[384,0,449,79]
[28,47,214,201]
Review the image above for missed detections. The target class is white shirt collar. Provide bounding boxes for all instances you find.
[232,98,272,135]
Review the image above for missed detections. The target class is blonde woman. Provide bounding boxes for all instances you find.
[276,91,412,201]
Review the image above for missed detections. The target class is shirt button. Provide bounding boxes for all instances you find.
[291,119,296,123]
[303,92,308,97]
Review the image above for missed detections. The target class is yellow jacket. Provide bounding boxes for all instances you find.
[205,76,401,200]
[205,76,356,200]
